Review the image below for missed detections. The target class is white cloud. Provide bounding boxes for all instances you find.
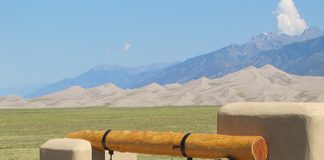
[276,0,308,35]
[121,43,131,53]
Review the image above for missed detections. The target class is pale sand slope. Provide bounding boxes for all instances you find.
[1,64,324,108]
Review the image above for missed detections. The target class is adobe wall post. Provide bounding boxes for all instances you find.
[217,102,324,160]
[40,138,92,160]
[40,138,138,160]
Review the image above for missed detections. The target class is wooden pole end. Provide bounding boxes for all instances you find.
[252,137,268,160]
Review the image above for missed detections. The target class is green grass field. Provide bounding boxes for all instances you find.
[0,106,219,160]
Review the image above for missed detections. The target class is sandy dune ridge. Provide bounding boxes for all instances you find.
[1,65,324,108]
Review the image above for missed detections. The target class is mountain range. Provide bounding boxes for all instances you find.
[2,65,324,108]
[28,27,324,98]
[28,63,174,98]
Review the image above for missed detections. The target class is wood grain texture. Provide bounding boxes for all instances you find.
[67,130,267,160]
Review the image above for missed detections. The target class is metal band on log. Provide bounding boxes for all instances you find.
[67,130,267,160]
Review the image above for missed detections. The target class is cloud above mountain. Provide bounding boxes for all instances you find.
[276,0,308,35]
[122,43,132,53]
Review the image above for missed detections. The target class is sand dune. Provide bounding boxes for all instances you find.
[1,65,324,108]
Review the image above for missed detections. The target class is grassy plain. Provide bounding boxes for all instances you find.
[0,106,219,160]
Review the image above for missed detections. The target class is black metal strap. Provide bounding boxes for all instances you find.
[227,156,235,160]
[180,132,192,160]
[108,150,114,160]
[102,129,112,150]
[102,129,114,160]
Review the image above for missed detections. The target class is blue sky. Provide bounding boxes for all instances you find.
[0,0,323,93]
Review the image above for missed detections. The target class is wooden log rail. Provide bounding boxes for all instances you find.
[67,130,267,160]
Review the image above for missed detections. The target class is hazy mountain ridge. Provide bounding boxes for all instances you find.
[2,65,324,108]
[27,63,173,98]
[28,27,324,97]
